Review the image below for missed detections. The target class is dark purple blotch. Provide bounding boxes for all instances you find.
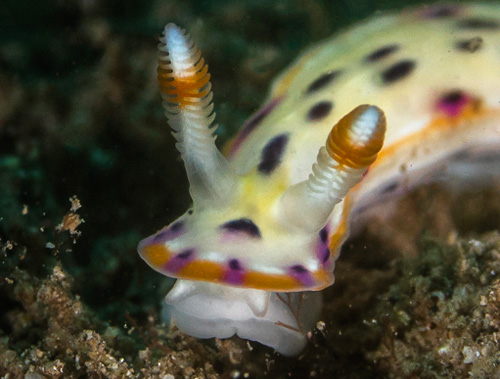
[228,259,242,270]
[305,70,341,94]
[258,133,289,175]
[177,250,193,259]
[422,4,460,19]
[224,258,245,285]
[288,265,314,286]
[317,226,330,264]
[221,218,261,238]
[170,220,184,232]
[320,248,330,264]
[291,265,308,273]
[380,59,416,84]
[152,230,168,243]
[151,220,185,243]
[307,101,333,121]
[365,44,400,62]
[437,90,468,117]
[319,227,328,243]
[164,249,195,272]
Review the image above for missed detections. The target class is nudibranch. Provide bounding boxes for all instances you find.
[139,3,500,356]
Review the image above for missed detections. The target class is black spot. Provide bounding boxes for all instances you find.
[471,151,500,164]
[305,70,341,94]
[450,149,471,162]
[440,90,465,105]
[380,60,416,84]
[307,101,333,121]
[319,228,328,243]
[177,249,193,259]
[365,44,399,62]
[455,36,483,53]
[291,264,308,273]
[380,181,399,195]
[228,259,242,270]
[221,218,261,238]
[424,4,459,18]
[321,248,330,263]
[258,133,289,175]
[187,209,193,215]
[170,221,184,232]
[457,18,500,30]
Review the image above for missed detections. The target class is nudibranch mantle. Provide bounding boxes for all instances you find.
[139,3,500,356]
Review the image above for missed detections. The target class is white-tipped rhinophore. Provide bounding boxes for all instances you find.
[158,23,237,205]
[279,105,386,232]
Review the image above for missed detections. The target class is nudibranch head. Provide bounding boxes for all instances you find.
[138,24,386,292]
[139,26,385,289]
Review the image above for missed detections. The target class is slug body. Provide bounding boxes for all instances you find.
[139,3,500,356]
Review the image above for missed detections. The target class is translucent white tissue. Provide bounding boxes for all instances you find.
[163,280,322,356]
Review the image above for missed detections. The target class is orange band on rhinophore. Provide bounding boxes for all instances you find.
[327,105,386,169]
[157,51,211,108]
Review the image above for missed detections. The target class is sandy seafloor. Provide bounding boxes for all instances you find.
[1,0,500,377]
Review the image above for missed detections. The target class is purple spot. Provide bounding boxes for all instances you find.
[224,259,245,285]
[221,218,261,238]
[291,265,307,273]
[288,265,314,287]
[316,226,330,264]
[177,250,193,259]
[307,101,333,121]
[139,227,172,249]
[437,90,469,117]
[152,230,168,243]
[150,221,186,244]
[258,133,289,175]
[170,221,184,232]
[228,96,284,157]
[421,4,460,19]
[164,249,195,273]
[321,248,330,263]
[319,228,328,243]
[164,219,187,240]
